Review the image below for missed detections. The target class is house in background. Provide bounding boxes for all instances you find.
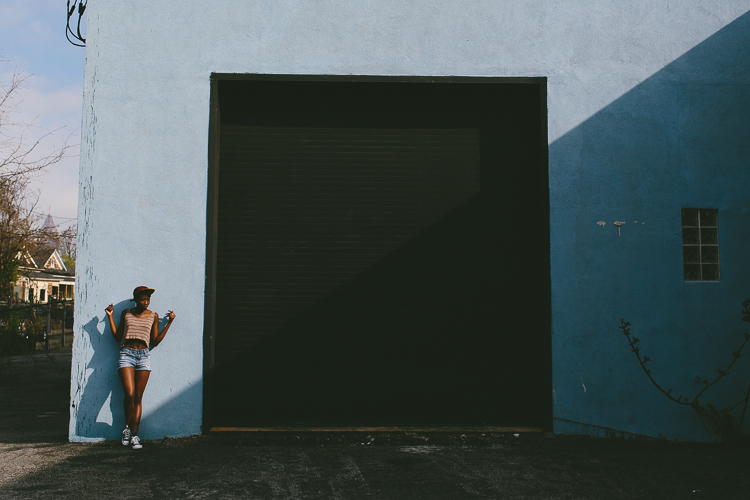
[12,213,75,304]
[14,247,75,304]
[70,1,750,442]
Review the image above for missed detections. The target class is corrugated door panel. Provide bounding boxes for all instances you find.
[214,126,499,426]
[216,127,480,357]
[209,80,551,429]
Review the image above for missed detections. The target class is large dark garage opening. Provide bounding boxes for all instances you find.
[204,75,550,430]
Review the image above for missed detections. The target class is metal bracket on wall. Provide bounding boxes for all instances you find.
[66,0,87,47]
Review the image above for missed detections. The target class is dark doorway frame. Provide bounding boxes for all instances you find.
[203,74,550,432]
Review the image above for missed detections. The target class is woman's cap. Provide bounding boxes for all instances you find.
[133,286,155,298]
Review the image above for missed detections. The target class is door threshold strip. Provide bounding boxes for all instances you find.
[210,426,545,433]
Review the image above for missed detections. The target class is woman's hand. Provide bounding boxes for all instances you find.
[105,304,121,342]
[166,310,176,322]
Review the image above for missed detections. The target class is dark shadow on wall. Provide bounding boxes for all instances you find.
[134,377,203,439]
[547,11,750,436]
[72,301,199,441]
[157,315,170,333]
[71,300,131,439]
[549,11,750,217]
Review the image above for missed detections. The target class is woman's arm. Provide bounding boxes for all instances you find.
[150,310,175,348]
[104,305,126,343]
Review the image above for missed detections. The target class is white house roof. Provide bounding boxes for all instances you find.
[20,247,73,275]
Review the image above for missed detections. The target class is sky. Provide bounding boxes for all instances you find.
[0,0,85,232]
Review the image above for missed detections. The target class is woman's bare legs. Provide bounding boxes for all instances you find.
[118,367,135,427]
[118,367,150,435]
[131,371,150,435]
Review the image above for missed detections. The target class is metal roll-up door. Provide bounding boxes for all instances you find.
[214,125,500,426]
[208,79,551,430]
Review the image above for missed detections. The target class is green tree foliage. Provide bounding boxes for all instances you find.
[61,253,75,270]
[0,176,40,298]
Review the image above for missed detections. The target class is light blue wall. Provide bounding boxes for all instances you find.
[70,1,750,441]
[550,13,750,440]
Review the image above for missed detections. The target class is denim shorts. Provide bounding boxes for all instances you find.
[118,347,151,371]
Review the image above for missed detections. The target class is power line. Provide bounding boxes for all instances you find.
[44,220,77,230]
[31,211,77,222]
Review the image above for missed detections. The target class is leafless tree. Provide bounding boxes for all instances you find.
[1,64,69,180]
[0,62,71,298]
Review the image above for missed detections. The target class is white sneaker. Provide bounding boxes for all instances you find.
[131,435,142,450]
[121,427,131,446]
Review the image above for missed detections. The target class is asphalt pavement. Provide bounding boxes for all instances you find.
[1,348,749,499]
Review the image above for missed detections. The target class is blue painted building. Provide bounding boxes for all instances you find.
[70,1,750,442]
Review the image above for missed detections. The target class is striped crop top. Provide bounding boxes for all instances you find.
[121,310,156,347]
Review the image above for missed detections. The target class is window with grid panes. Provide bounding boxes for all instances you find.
[682,208,720,281]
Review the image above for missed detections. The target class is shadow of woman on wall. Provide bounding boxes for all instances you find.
[71,299,132,440]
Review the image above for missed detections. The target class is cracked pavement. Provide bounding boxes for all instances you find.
[1,349,748,499]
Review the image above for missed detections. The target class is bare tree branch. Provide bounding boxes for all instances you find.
[0,62,72,297]
[59,225,77,261]
[618,318,750,440]
[0,65,71,180]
